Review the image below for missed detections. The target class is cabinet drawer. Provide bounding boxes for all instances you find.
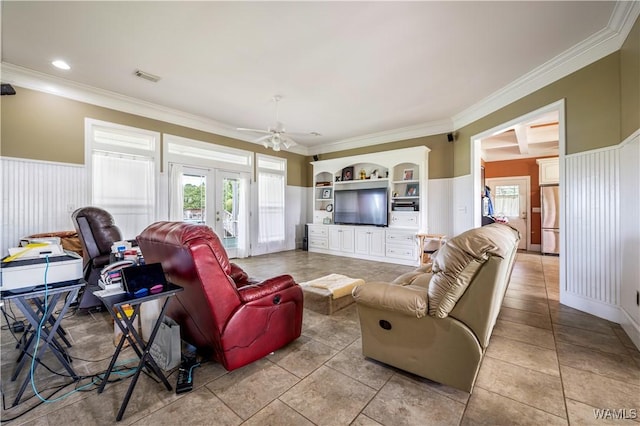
[308,226,328,237]
[390,212,419,228]
[386,231,416,244]
[386,244,416,260]
[309,237,328,249]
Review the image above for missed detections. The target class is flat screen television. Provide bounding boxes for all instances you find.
[333,187,388,226]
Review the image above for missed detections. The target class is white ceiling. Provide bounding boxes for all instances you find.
[1,1,632,156]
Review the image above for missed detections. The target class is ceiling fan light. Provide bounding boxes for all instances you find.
[262,140,270,149]
[272,142,281,152]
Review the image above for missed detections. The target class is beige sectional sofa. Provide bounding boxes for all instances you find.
[352,223,520,392]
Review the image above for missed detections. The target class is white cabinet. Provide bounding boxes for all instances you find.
[389,212,419,228]
[309,146,429,266]
[385,229,418,264]
[328,226,354,253]
[537,158,559,184]
[354,228,385,257]
[307,225,329,249]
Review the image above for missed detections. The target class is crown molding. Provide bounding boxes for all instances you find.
[2,1,637,158]
[452,1,640,130]
[0,62,299,150]
[314,119,453,156]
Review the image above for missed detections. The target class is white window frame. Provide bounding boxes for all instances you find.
[163,134,253,258]
[254,153,287,255]
[84,118,161,238]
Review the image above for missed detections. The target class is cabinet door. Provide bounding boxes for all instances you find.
[354,229,370,255]
[538,158,559,184]
[340,227,355,253]
[328,227,342,251]
[369,229,386,257]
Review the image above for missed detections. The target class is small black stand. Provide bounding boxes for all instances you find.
[1,280,84,407]
[94,283,183,422]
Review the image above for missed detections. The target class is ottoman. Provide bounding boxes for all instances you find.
[300,274,364,315]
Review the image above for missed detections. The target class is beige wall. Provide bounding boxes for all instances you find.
[2,16,637,183]
[620,16,640,139]
[454,52,622,176]
[452,15,639,177]
[0,88,309,186]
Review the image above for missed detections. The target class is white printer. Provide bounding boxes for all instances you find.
[0,250,83,293]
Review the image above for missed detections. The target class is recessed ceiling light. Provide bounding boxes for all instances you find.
[52,60,70,70]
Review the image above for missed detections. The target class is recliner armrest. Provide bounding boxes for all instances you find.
[91,253,112,268]
[238,275,297,303]
[352,282,428,318]
[229,263,249,285]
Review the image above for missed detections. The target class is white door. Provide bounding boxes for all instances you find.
[214,170,247,259]
[172,165,249,259]
[178,167,213,226]
[486,177,530,250]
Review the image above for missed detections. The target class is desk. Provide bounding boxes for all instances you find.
[416,233,446,265]
[94,283,183,421]
[1,280,84,407]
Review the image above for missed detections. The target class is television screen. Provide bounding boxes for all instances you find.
[334,187,388,226]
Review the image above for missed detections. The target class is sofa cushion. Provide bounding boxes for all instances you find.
[428,224,520,318]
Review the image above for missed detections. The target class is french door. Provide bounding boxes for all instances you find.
[173,165,247,258]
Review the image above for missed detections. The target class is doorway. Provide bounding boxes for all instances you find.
[485,176,530,250]
[173,165,248,259]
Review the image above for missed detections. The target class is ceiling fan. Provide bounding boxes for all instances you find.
[237,95,312,151]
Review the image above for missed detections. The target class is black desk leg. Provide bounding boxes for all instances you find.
[32,297,72,346]
[10,288,80,407]
[114,298,173,422]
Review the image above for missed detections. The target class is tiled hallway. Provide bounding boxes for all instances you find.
[1,251,638,425]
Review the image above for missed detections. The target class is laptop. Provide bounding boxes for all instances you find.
[121,263,167,297]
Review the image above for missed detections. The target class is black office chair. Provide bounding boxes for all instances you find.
[71,207,123,308]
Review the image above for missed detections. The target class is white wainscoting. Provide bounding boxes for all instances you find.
[561,139,640,349]
[452,174,475,236]
[286,185,307,250]
[428,178,454,237]
[562,147,620,315]
[618,133,640,349]
[1,157,88,255]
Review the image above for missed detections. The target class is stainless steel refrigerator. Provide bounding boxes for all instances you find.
[541,184,560,255]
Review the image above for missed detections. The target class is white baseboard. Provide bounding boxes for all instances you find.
[560,291,622,323]
[560,291,640,350]
[620,308,640,351]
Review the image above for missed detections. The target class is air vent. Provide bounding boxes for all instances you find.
[134,69,161,83]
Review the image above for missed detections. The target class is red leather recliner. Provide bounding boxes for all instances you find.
[136,221,303,371]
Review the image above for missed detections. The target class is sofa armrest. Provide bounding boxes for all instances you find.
[237,274,297,303]
[352,282,428,318]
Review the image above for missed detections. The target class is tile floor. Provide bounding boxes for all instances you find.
[1,251,639,425]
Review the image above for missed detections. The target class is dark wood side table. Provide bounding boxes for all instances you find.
[94,283,183,421]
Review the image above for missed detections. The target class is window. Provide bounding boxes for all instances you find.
[86,119,159,239]
[493,185,520,217]
[257,155,286,247]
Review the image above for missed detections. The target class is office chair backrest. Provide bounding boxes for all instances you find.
[71,207,122,261]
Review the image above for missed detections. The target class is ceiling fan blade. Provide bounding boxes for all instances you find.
[237,127,271,135]
[254,134,273,143]
[282,135,297,149]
